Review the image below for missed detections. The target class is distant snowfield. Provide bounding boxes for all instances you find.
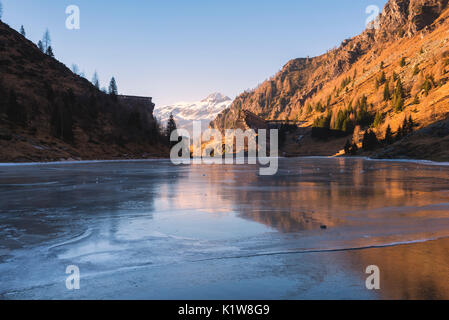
[154,93,233,132]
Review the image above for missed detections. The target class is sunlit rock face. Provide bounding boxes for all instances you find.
[378,0,449,38]
[210,0,449,161]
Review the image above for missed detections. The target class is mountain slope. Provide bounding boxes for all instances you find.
[211,0,449,160]
[154,93,232,133]
[0,21,167,162]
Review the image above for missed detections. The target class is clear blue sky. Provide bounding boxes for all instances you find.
[2,0,387,106]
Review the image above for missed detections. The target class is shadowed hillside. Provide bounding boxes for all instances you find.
[0,21,167,162]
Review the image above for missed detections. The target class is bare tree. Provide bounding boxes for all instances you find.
[37,40,44,52]
[46,46,54,58]
[42,29,51,52]
[71,64,79,75]
[92,71,100,88]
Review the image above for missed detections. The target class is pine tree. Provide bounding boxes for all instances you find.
[362,131,370,150]
[384,125,393,144]
[413,64,420,76]
[395,78,404,97]
[406,116,415,135]
[397,125,404,140]
[383,82,391,101]
[20,25,26,37]
[342,118,354,134]
[408,115,414,128]
[306,104,313,114]
[46,46,54,58]
[313,111,332,129]
[393,95,404,112]
[108,77,118,96]
[165,113,178,147]
[393,79,405,112]
[376,72,386,89]
[354,95,372,127]
[326,95,332,108]
[335,110,345,131]
[373,112,383,128]
[37,40,44,52]
[92,72,100,89]
[401,117,409,136]
[396,117,414,138]
[362,130,379,151]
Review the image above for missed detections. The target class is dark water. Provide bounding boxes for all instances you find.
[1,157,449,299]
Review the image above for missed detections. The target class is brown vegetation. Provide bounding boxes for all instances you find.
[0,21,167,162]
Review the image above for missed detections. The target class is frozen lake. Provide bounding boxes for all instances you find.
[1,157,449,299]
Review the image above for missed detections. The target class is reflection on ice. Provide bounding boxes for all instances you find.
[1,158,449,299]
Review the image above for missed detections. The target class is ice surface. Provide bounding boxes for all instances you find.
[1,157,449,299]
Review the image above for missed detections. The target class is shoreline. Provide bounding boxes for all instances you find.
[2,155,449,167]
[0,158,172,166]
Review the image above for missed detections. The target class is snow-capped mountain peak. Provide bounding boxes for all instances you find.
[154,93,233,133]
[201,92,231,104]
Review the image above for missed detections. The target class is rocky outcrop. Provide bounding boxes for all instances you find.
[118,95,156,127]
[118,95,155,115]
[375,0,448,39]
[234,110,268,131]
